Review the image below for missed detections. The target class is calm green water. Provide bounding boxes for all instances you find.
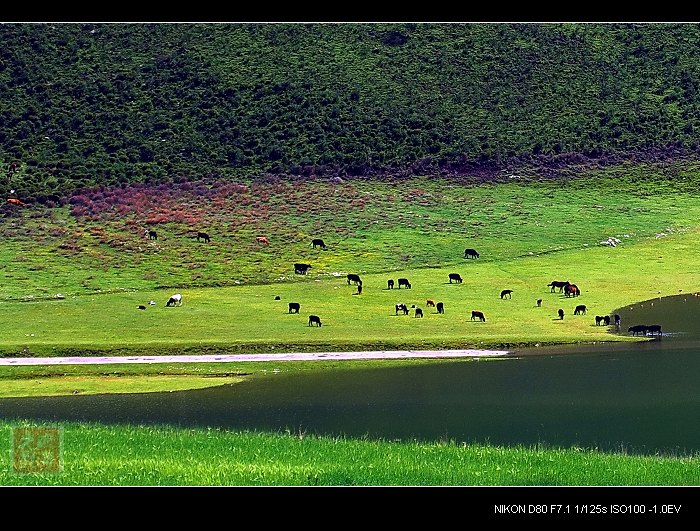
[0,295,698,456]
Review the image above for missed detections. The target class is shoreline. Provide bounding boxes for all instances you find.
[0,349,511,366]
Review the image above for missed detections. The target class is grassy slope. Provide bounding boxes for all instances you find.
[1,167,700,359]
[1,233,696,356]
[4,24,700,201]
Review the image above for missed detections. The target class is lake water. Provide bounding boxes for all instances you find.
[1,294,699,456]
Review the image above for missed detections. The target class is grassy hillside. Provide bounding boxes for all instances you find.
[2,23,700,202]
[1,162,699,357]
[1,160,698,300]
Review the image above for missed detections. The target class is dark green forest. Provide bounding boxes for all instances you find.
[2,22,700,202]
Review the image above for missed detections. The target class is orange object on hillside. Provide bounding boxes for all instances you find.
[7,198,25,206]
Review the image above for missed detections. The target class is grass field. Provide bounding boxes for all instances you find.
[1,420,698,486]
[3,164,700,363]
[2,165,700,395]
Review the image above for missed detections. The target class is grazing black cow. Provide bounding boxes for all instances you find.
[614,314,621,327]
[294,263,312,275]
[308,315,322,327]
[146,229,157,240]
[398,278,411,289]
[628,324,648,336]
[537,299,542,307]
[436,302,444,314]
[312,238,327,250]
[449,273,463,284]
[595,315,604,325]
[274,296,281,300]
[548,281,570,293]
[603,315,611,326]
[471,310,486,322]
[347,274,362,286]
[288,302,300,314]
[500,289,513,299]
[414,307,423,318]
[574,304,587,315]
[647,324,662,336]
[387,279,395,289]
[395,303,409,315]
[137,305,147,310]
[558,308,565,320]
[166,293,183,307]
[197,231,210,243]
[464,248,479,259]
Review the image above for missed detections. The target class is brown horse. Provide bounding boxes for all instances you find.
[564,284,580,297]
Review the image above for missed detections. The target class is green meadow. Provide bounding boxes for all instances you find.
[2,164,700,396]
[2,164,700,363]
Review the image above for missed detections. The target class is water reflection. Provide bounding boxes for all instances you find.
[0,295,699,456]
[617,291,700,341]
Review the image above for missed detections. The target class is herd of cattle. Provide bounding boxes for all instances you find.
[142,233,662,338]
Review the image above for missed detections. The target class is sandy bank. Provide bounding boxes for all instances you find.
[0,349,511,366]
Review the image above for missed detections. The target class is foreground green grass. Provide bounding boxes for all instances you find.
[1,420,697,486]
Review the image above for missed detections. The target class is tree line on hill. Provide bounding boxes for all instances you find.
[2,22,700,204]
